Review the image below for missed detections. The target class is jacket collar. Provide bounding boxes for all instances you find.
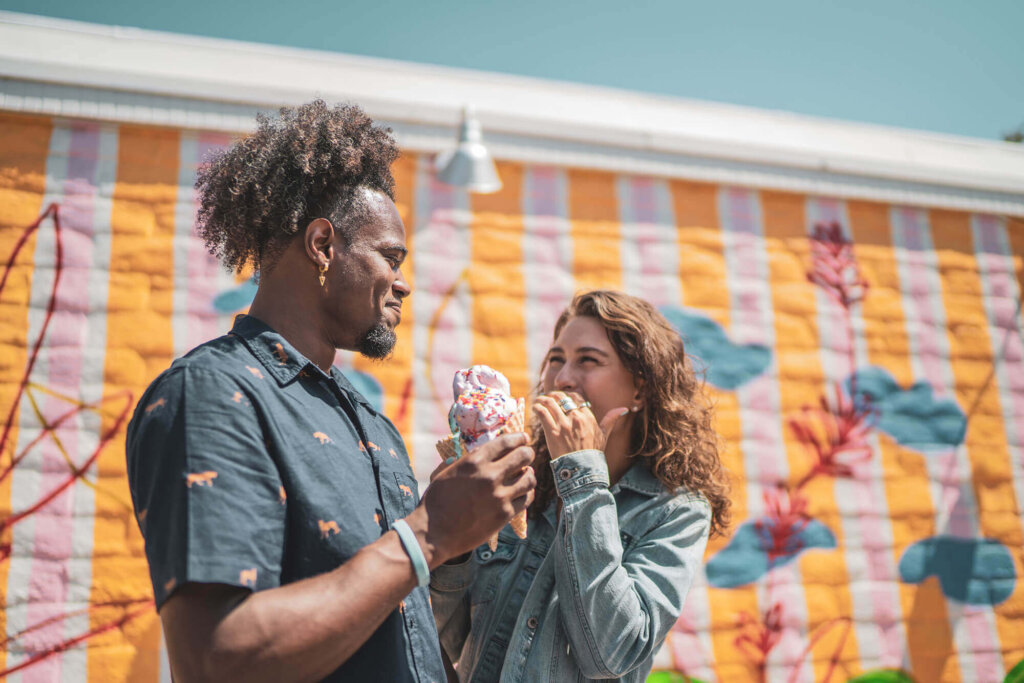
[611,460,664,496]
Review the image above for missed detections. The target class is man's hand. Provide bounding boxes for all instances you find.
[408,432,535,566]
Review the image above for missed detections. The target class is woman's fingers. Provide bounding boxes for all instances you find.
[531,400,559,441]
[599,406,630,439]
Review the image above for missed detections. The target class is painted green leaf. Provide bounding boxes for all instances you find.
[646,672,708,683]
[846,670,915,683]
[1004,657,1024,683]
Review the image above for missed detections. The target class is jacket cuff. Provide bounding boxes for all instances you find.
[429,554,477,592]
[551,449,610,497]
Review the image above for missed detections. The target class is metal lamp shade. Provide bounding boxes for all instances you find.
[435,107,502,194]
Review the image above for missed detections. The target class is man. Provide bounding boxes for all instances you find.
[126,100,535,682]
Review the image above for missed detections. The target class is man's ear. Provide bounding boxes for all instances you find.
[304,218,335,268]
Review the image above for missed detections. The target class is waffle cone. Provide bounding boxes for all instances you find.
[435,434,459,462]
[436,400,529,551]
[496,401,528,544]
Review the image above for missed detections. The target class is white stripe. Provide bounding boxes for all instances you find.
[5,121,71,680]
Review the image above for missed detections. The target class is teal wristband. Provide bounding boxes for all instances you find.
[392,519,430,587]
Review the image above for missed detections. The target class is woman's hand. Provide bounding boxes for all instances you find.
[532,391,629,459]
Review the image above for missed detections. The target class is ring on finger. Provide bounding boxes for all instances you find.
[557,397,579,414]
[577,401,592,410]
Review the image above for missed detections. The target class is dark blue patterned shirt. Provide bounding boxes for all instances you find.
[126,314,444,683]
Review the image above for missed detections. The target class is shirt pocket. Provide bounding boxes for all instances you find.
[469,538,519,605]
[382,471,419,521]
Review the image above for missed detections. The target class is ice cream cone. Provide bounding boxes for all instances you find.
[435,397,529,551]
[435,434,459,462]
[498,401,528,543]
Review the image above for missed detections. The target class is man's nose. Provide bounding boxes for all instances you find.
[393,271,411,299]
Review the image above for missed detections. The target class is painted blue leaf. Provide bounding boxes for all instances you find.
[658,306,771,390]
[212,276,258,314]
[343,369,384,413]
[899,536,1015,606]
[705,517,836,588]
[846,366,966,452]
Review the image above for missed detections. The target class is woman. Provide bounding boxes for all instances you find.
[430,290,730,682]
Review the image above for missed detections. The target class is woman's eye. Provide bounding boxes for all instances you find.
[580,356,598,364]
[547,357,565,366]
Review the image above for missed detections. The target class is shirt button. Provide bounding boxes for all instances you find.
[479,549,493,561]
[559,468,572,481]
[527,616,539,629]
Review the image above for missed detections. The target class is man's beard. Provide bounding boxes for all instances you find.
[356,321,396,360]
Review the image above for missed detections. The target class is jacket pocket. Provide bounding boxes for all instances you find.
[469,538,519,605]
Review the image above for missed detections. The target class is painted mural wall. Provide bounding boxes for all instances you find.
[1,111,1023,683]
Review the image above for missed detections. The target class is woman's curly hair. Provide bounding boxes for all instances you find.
[195,99,400,273]
[528,290,731,537]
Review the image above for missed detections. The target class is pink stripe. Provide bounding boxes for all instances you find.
[973,214,1024,675]
[627,177,671,305]
[423,174,466,436]
[976,217,1024,415]
[186,133,234,349]
[720,188,785,485]
[894,208,948,392]
[525,166,571,349]
[23,122,102,681]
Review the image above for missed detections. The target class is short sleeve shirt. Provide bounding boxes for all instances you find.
[125,315,444,683]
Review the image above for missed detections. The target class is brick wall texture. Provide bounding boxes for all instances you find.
[1,112,1022,682]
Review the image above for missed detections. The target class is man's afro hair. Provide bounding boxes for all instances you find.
[195,99,400,273]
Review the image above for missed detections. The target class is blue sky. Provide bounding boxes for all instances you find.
[3,0,1022,141]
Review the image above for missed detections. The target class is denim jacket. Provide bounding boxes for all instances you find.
[430,450,711,682]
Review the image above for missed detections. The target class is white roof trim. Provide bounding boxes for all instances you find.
[2,11,1023,216]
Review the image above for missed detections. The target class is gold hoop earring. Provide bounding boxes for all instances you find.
[318,262,328,287]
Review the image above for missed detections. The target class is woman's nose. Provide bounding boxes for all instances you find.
[555,365,576,391]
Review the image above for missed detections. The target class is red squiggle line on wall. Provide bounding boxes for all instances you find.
[1,203,148,675]
[0,203,64,462]
[0,600,154,678]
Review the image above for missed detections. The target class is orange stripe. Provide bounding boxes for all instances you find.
[930,209,1023,673]
[89,125,180,681]
[468,162,530,398]
[670,179,758,679]
[353,153,418,446]
[0,111,53,675]
[847,200,958,682]
[760,191,859,679]
[567,169,621,290]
